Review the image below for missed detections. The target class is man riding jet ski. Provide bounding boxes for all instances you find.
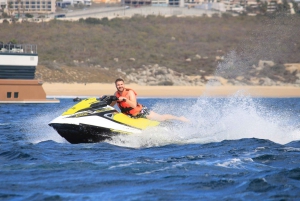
[49,96,160,144]
[49,78,189,144]
[110,78,189,122]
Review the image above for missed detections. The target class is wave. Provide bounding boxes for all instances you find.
[0,150,31,160]
[0,123,10,126]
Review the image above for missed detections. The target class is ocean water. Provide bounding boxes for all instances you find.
[1,95,300,200]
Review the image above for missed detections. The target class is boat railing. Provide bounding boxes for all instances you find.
[0,44,37,54]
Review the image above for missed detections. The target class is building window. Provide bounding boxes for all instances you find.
[7,92,11,98]
[14,92,19,98]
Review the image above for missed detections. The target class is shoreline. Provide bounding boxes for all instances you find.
[43,83,300,98]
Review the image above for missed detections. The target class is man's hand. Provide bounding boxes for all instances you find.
[118,96,126,102]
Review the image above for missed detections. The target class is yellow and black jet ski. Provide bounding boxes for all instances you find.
[49,96,160,144]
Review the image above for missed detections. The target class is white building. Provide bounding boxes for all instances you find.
[73,0,92,6]
[56,0,92,7]
[1,0,56,14]
[152,0,168,6]
[0,0,7,12]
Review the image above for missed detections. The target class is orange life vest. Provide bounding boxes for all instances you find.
[115,88,143,116]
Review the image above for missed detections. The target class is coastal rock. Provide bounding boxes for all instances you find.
[285,63,300,73]
[195,54,201,59]
[260,77,277,86]
[258,60,275,68]
[147,76,156,82]
[215,56,223,61]
[125,63,213,86]
[123,62,290,87]
[295,79,300,84]
[205,76,228,85]
[148,81,158,85]
[236,76,244,81]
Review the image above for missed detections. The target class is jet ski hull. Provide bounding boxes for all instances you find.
[49,97,160,144]
[49,123,119,144]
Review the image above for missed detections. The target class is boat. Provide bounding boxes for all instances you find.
[49,96,160,144]
[73,97,82,102]
[0,42,59,103]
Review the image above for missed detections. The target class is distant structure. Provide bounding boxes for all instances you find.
[93,0,120,3]
[123,0,151,6]
[0,0,56,15]
[190,0,296,14]
[0,42,59,103]
[56,0,92,8]
[51,0,298,14]
[1,0,297,18]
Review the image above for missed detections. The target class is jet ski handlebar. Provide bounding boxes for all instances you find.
[99,95,118,102]
[91,95,118,108]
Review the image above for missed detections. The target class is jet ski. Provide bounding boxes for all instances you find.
[49,96,160,144]
[73,97,82,102]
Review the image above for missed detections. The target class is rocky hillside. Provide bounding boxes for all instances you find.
[36,62,300,86]
[1,14,300,85]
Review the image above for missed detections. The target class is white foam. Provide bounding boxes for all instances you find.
[108,162,137,169]
[107,126,180,148]
[216,158,243,169]
[281,147,300,152]
[107,89,300,148]
[0,123,10,126]
[22,107,68,144]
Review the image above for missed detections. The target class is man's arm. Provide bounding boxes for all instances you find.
[110,92,117,106]
[110,101,117,107]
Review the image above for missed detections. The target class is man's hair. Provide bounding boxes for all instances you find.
[115,78,124,84]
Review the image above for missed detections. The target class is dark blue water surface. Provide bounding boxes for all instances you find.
[1,96,300,200]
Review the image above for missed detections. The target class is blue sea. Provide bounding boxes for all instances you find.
[1,95,300,200]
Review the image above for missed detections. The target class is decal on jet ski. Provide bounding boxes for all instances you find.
[75,112,89,117]
[63,98,99,116]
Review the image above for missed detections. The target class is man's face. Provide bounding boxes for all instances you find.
[116,81,124,92]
